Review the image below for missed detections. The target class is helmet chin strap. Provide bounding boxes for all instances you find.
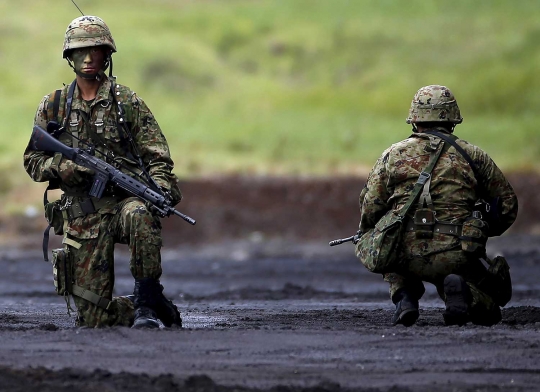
[108,57,114,77]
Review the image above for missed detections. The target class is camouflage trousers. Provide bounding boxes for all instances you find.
[383,232,501,325]
[66,197,163,328]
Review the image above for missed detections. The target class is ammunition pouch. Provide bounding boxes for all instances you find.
[413,208,436,239]
[477,255,512,307]
[460,216,488,254]
[51,248,73,296]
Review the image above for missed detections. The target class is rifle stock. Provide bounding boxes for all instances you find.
[31,126,77,160]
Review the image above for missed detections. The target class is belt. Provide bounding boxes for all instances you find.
[405,220,462,236]
[63,196,119,220]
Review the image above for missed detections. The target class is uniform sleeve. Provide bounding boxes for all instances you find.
[359,149,393,231]
[23,95,62,182]
[474,148,518,236]
[130,93,182,203]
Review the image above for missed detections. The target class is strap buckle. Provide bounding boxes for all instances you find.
[417,172,430,185]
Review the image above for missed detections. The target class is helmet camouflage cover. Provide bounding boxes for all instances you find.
[63,16,117,58]
[406,85,463,124]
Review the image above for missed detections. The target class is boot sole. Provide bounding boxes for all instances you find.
[443,274,470,326]
[394,308,419,327]
[132,319,161,329]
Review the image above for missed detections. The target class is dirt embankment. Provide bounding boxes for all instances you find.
[161,172,540,246]
[4,173,538,248]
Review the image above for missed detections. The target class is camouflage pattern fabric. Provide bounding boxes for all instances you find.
[406,85,463,124]
[23,77,180,327]
[382,234,501,326]
[63,16,116,58]
[24,76,182,204]
[70,198,162,327]
[358,128,518,324]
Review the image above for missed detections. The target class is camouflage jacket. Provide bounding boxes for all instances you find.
[23,77,182,238]
[359,130,518,239]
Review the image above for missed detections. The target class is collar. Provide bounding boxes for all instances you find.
[71,77,113,111]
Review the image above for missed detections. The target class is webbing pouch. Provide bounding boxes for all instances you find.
[413,208,435,239]
[460,217,488,254]
[44,200,64,236]
[355,210,404,274]
[51,248,73,296]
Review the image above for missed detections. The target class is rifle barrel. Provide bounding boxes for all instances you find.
[329,235,356,246]
[172,209,196,225]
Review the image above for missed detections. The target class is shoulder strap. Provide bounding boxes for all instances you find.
[424,130,479,176]
[46,80,77,137]
[52,89,61,121]
[398,139,446,219]
[63,80,77,129]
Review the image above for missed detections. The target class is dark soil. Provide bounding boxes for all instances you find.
[0,175,539,392]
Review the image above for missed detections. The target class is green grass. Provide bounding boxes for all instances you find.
[1,0,539,196]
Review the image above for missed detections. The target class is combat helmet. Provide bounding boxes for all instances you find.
[62,15,116,59]
[406,85,463,125]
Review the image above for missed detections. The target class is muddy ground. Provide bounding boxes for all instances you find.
[0,175,540,391]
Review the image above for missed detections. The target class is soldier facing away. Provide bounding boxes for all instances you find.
[23,16,183,329]
[356,85,518,327]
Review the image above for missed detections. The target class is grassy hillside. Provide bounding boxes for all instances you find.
[0,0,539,204]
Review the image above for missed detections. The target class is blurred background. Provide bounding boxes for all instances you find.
[0,0,539,244]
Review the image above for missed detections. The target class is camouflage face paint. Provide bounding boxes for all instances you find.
[70,46,107,77]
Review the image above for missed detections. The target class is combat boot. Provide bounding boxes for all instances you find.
[127,292,182,327]
[391,289,419,327]
[443,274,472,326]
[133,306,161,329]
[132,278,162,329]
[156,285,182,328]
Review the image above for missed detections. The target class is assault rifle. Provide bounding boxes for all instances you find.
[29,125,196,225]
[329,231,362,246]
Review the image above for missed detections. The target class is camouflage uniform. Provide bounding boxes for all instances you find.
[357,85,518,326]
[23,16,182,328]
